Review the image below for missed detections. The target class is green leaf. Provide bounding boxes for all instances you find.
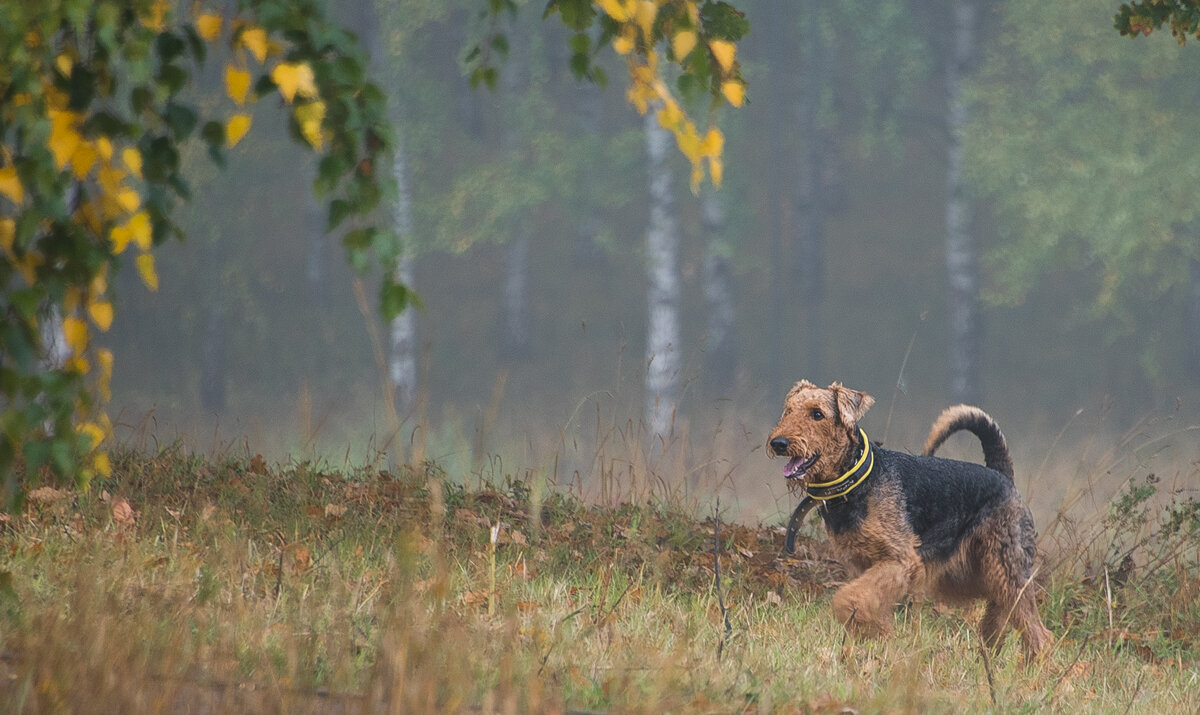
[328,199,354,230]
[380,278,412,320]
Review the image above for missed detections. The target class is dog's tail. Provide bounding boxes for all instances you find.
[922,405,1014,480]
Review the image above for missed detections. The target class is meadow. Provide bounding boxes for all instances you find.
[0,425,1197,713]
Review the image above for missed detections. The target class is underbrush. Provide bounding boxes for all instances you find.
[0,448,1197,713]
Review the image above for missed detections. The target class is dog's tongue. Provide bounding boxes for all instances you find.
[784,456,804,478]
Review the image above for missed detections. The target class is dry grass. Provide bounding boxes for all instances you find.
[0,437,1198,713]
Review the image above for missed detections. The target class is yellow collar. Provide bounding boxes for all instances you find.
[805,428,874,501]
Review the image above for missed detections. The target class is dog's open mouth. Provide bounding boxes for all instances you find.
[783,453,819,481]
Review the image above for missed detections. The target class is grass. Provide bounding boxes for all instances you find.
[0,443,1198,713]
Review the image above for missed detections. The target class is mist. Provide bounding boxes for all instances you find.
[101,0,1200,525]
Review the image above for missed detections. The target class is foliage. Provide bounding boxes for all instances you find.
[0,1,394,510]
[470,0,749,191]
[1116,0,1200,43]
[967,0,1200,373]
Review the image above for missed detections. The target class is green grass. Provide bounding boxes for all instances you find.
[1,447,1197,713]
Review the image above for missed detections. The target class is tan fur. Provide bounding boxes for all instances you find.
[769,381,1053,661]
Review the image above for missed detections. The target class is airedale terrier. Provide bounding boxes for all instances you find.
[769,380,1052,659]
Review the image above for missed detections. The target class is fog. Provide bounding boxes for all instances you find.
[102,0,1200,523]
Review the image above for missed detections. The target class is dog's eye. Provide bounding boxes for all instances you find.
[811,409,825,421]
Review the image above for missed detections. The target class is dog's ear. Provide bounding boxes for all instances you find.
[786,379,819,399]
[829,383,874,425]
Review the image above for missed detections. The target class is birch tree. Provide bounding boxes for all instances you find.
[644,108,683,443]
[944,0,981,404]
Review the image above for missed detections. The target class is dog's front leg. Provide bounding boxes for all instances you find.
[830,558,920,638]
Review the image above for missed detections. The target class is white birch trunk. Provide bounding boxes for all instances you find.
[945,0,981,404]
[388,136,418,412]
[644,109,681,443]
[796,5,829,380]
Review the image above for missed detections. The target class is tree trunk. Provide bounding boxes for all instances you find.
[1187,251,1200,382]
[304,186,327,299]
[702,184,736,392]
[389,136,418,413]
[762,0,795,396]
[945,0,982,404]
[572,78,605,266]
[200,300,226,413]
[500,25,531,359]
[795,3,829,381]
[644,108,682,443]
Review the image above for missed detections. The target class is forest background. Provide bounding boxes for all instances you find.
[102,0,1200,525]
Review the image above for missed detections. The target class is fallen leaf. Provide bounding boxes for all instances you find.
[324,503,347,519]
[112,497,135,527]
[27,487,70,504]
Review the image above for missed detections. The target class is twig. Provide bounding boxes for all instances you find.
[273,531,286,601]
[1120,664,1147,715]
[713,498,732,661]
[1043,633,1093,708]
[977,635,997,707]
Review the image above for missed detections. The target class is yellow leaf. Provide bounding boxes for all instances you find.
[123,148,142,178]
[70,140,98,179]
[701,127,724,157]
[97,348,114,400]
[0,219,13,256]
[656,99,684,130]
[79,421,105,451]
[93,451,112,478]
[709,40,736,73]
[89,264,108,296]
[672,30,697,60]
[128,211,152,250]
[110,211,151,254]
[272,62,317,103]
[240,26,269,64]
[0,168,24,204]
[227,113,252,147]
[63,316,87,354]
[295,101,325,149]
[613,30,635,56]
[89,300,114,332]
[99,165,124,196]
[597,0,633,22]
[635,1,657,39]
[135,253,158,292]
[110,224,132,254]
[141,0,169,31]
[196,13,222,42]
[721,79,745,107]
[55,54,73,77]
[95,136,113,161]
[225,65,252,105]
[49,110,82,169]
[709,156,724,188]
[116,188,140,213]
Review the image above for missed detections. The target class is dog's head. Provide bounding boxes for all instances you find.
[767,380,874,485]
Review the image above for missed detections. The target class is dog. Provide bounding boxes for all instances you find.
[769,380,1052,659]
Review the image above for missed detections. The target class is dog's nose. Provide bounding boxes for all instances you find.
[769,437,790,455]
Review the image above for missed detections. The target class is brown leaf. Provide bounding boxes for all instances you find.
[27,486,70,504]
[112,497,135,527]
[324,503,347,519]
